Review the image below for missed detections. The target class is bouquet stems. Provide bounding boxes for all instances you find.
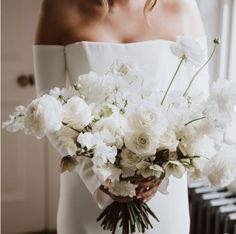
[97,199,159,234]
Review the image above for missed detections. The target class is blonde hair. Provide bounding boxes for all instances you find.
[101,0,158,18]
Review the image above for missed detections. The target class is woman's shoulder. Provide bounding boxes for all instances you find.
[34,0,80,45]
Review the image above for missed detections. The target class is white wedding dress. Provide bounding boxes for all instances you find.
[33,37,209,234]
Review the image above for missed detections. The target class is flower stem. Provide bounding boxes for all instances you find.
[161,56,185,105]
[62,122,80,133]
[184,116,206,126]
[183,43,218,97]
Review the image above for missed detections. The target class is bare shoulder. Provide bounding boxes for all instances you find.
[176,0,206,36]
[34,0,79,45]
[159,0,206,37]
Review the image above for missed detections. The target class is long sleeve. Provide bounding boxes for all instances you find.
[32,45,112,209]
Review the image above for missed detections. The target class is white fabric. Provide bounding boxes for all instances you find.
[33,37,209,234]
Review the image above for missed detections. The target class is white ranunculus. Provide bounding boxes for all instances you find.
[24,95,63,139]
[170,36,205,67]
[77,132,102,150]
[2,105,26,133]
[62,96,93,130]
[104,180,137,198]
[128,102,168,134]
[159,129,179,152]
[124,130,159,157]
[204,79,236,129]
[203,144,236,187]
[165,161,186,178]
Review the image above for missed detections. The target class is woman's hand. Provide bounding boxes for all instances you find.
[99,176,161,203]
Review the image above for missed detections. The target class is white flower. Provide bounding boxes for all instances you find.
[120,149,141,177]
[136,161,164,178]
[128,102,168,134]
[110,57,140,78]
[76,72,118,104]
[104,180,137,198]
[92,112,127,149]
[124,130,159,156]
[62,96,93,130]
[159,129,179,152]
[165,161,186,178]
[170,36,205,67]
[24,95,62,139]
[182,135,216,158]
[77,132,102,150]
[2,105,26,132]
[204,79,236,128]
[203,144,236,187]
[92,143,117,166]
[93,163,122,183]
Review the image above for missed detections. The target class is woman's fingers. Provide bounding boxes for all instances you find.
[135,178,161,192]
[136,182,159,202]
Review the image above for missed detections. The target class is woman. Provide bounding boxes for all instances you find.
[33,0,208,233]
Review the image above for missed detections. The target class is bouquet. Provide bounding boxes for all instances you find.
[3,36,236,234]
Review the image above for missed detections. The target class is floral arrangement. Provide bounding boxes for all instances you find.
[3,36,236,234]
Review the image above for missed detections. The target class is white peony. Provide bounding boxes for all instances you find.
[203,144,236,187]
[124,130,159,157]
[170,36,205,67]
[24,95,63,139]
[2,105,26,133]
[62,96,93,130]
[159,129,179,152]
[104,180,137,198]
[128,102,168,134]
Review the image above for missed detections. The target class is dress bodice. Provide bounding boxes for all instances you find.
[64,38,209,98]
[32,37,209,234]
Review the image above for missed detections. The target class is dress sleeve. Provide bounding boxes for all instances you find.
[32,45,113,209]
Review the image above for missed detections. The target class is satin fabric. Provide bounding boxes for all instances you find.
[33,37,209,234]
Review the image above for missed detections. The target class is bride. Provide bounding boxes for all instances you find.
[33,0,208,233]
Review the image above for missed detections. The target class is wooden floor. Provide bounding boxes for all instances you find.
[18,231,56,234]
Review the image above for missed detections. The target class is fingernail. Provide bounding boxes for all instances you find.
[137,195,142,199]
[144,199,147,203]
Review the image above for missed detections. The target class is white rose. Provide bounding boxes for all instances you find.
[24,95,62,139]
[159,129,179,152]
[170,36,205,67]
[124,130,159,156]
[128,103,168,134]
[203,144,236,187]
[62,96,93,130]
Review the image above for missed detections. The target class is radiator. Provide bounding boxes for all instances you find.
[188,181,236,234]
